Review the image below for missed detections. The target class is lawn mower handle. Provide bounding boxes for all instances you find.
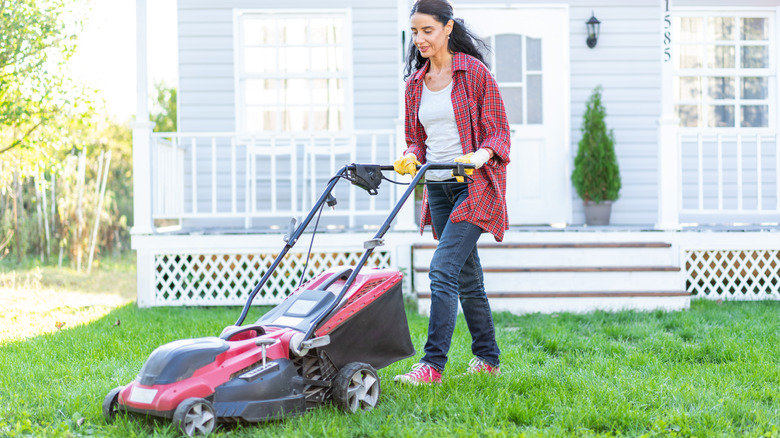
[234,162,475,329]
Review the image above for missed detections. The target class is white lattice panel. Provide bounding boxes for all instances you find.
[154,251,391,306]
[685,250,780,299]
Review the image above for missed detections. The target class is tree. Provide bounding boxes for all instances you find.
[0,0,91,156]
[150,82,177,132]
[571,86,621,204]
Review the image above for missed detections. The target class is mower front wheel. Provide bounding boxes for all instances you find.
[172,397,216,437]
[332,362,380,413]
[102,386,124,423]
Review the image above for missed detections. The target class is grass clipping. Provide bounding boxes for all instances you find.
[0,266,134,343]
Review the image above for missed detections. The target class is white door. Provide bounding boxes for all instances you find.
[458,6,571,225]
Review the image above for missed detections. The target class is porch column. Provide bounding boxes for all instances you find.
[132,0,154,235]
[133,0,155,307]
[657,0,680,230]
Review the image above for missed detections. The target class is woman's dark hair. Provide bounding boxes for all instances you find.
[404,0,491,79]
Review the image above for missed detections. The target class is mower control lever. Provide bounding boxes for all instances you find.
[256,338,275,367]
[300,335,331,350]
[363,238,384,249]
[283,218,297,243]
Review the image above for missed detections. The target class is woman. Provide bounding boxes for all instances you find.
[393,0,511,385]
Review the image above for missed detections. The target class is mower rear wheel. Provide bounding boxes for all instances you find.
[172,397,216,437]
[102,386,124,422]
[332,362,380,413]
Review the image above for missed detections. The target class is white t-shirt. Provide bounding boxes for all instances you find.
[418,80,463,181]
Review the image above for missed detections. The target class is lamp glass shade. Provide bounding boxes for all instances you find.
[586,14,600,48]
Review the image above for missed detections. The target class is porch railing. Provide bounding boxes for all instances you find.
[151,131,399,229]
[679,132,780,222]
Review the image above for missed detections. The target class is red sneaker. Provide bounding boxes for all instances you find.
[393,363,442,385]
[464,357,501,376]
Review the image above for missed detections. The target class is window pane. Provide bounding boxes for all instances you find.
[310,46,343,72]
[329,79,344,105]
[309,19,331,44]
[305,18,342,44]
[708,105,735,127]
[280,19,307,44]
[279,47,310,73]
[283,108,308,131]
[244,19,275,45]
[527,75,542,124]
[499,86,523,124]
[676,76,700,100]
[707,77,734,99]
[741,77,768,99]
[245,79,278,105]
[495,34,523,82]
[246,107,276,131]
[526,37,542,71]
[741,18,768,40]
[311,79,330,105]
[707,45,734,68]
[328,107,343,130]
[741,46,768,68]
[244,48,277,73]
[283,79,310,105]
[677,45,702,68]
[312,109,328,130]
[741,105,768,127]
[678,17,703,41]
[676,105,699,127]
[708,17,734,41]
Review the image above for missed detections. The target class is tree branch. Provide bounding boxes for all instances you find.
[0,120,45,155]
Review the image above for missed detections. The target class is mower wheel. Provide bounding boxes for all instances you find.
[332,362,381,413]
[102,386,124,422]
[172,397,216,437]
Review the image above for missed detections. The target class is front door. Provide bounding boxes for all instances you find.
[458,6,571,225]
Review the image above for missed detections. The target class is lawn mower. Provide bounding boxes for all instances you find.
[102,162,473,436]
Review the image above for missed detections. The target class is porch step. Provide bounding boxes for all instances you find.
[412,241,689,315]
[412,242,675,268]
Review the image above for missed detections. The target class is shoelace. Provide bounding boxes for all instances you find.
[467,357,487,372]
[407,363,432,379]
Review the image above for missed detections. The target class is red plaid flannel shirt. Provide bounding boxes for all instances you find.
[404,52,511,241]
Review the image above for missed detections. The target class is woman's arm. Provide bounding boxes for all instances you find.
[403,81,428,162]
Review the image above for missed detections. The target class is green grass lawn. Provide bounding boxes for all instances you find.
[1,263,780,437]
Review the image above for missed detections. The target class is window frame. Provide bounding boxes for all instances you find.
[672,8,777,132]
[484,33,543,126]
[233,9,354,134]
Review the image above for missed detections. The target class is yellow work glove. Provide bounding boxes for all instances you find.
[393,153,421,176]
[452,149,490,182]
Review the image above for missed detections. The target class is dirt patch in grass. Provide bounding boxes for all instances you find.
[0,288,132,343]
[0,255,136,343]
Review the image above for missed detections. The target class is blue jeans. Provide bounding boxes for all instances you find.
[421,181,501,372]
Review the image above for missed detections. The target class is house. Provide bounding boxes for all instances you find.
[130,0,780,315]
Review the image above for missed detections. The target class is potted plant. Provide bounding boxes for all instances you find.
[571,85,621,225]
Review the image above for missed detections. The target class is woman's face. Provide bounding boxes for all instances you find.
[410,12,452,59]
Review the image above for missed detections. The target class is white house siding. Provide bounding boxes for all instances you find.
[176,0,400,230]
[447,0,662,224]
[566,1,662,225]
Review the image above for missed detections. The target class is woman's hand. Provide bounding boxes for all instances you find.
[394,153,421,176]
[452,149,492,182]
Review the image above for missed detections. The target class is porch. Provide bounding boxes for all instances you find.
[130,129,780,312]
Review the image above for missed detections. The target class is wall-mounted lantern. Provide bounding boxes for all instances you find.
[586,12,601,48]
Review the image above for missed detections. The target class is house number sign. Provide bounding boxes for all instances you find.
[663,0,672,62]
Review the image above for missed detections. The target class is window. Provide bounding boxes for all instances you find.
[484,34,543,125]
[673,12,775,129]
[236,11,351,132]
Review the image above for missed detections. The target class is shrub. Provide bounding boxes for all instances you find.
[571,86,621,203]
